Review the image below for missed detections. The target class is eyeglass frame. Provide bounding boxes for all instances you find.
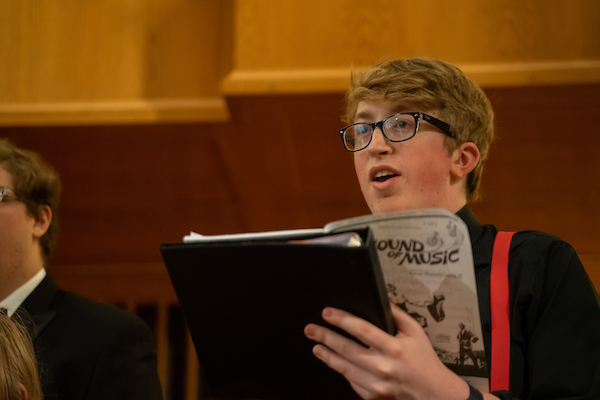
[339,112,456,152]
[0,187,27,204]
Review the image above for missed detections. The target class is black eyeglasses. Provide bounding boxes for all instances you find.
[339,112,455,152]
[0,187,24,204]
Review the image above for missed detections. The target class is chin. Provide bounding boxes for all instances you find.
[368,192,449,214]
[369,199,419,214]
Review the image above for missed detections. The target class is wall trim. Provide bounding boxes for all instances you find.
[222,59,600,95]
[0,97,230,126]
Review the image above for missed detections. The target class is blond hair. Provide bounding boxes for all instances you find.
[0,311,43,400]
[344,58,495,201]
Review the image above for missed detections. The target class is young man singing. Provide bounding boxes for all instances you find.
[304,58,600,400]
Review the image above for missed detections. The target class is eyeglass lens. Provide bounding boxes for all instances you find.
[344,114,418,151]
[0,187,16,203]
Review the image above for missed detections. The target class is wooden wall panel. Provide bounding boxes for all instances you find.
[2,84,598,267]
[0,0,232,125]
[471,84,600,255]
[3,0,599,122]
[232,0,600,70]
[3,86,599,399]
[223,0,600,94]
[475,85,600,251]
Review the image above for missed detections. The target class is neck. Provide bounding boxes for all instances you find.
[0,252,44,301]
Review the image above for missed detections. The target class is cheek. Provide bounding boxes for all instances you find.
[353,155,368,186]
[408,152,451,187]
[353,154,362,177]
[0,219,26,261]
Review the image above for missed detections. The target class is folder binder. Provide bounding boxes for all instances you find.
[161,227,394,400]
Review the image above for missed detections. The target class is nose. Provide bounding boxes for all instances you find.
[367,126,392,154]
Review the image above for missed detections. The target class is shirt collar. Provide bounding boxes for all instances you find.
[0,268,46,317]
[456,204,484,246]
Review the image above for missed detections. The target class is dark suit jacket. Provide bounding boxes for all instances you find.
[17,275,163,400]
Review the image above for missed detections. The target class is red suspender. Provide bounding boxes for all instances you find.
[490,231,515,392]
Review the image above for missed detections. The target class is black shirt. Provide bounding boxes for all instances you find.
[458,206,600,400]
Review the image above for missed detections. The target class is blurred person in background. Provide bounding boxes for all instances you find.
[0,310,42,400]
[0,138,162,400]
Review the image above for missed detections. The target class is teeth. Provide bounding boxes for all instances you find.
[375,171,394,179]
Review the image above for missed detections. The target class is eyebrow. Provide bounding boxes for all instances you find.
[353,111,373,121]
[354,105,411,122]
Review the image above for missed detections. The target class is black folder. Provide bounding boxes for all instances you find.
[161,227,394,400]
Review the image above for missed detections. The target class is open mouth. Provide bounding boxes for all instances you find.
[373,171,399,182]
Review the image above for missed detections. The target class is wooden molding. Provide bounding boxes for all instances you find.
[222,59,600,95]
[462,59,600,87]
[0,97,230,126]
[5,58,598,124]
[222,68,352,95]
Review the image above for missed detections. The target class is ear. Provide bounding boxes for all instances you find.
[20,383,29,399]
[32,204,52,240]
[450,142,480,179]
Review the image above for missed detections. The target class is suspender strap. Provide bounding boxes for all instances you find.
[490,231,516,392]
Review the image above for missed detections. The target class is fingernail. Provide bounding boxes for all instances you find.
[304,325,315,338]
[323,307,332,318]
[312,345,323,359]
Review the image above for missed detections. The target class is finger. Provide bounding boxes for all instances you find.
[304,325,371,383]
[306,319,405,397]
[311,343,354,376]
[349,382,372,400]
[390,302,426,337]
[310,343,383,397]
[304,322,367,356]
[311,341,403,400]
[319,307,393,351]
[304,322,385,376]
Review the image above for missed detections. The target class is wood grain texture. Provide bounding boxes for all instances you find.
[2,84,598,266]
[221,60,600,95]
[3,0,600,122]
[232,0,600,70]
[0,98,230,126]
[222,0,600,93]
[0,0,232,124]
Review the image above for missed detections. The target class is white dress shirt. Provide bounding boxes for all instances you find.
[0,268,46,316]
